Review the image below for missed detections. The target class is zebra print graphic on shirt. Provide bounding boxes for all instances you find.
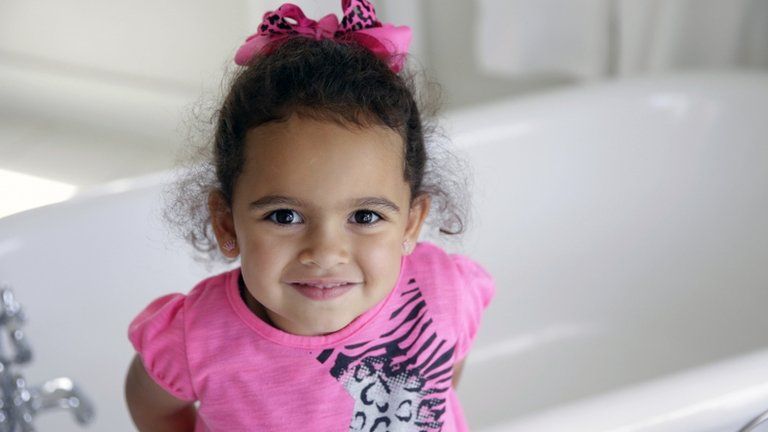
[316,277,456,431]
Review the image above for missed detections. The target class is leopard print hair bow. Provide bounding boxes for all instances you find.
[234,0,412,73]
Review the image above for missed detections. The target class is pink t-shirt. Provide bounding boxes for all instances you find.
[128,241,495,431]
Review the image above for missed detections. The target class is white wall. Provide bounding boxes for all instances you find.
[0,0,248,88]
[0,0,252,186]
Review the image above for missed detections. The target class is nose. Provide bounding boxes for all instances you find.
[298,221,350,269]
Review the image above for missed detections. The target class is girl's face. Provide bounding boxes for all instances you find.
[210,113,430,336]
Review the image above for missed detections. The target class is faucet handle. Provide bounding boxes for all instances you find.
[0,395,17,432]
[9,374,36,432]
[0,286,95,429]
[7,322,32,365]
[0,287,32,365]
[29,377,96,425]
[0,287,22,320]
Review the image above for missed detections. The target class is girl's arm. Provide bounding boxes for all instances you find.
[125,354,197,432]
[452,358,466,389]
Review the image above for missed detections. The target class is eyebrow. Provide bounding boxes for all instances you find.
[248,195,401,213]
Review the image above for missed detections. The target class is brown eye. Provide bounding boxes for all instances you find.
[267,209,303,225]
[351,210,381,225]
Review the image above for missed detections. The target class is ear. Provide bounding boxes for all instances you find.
[208,190,240,258]
[403,193,431,254]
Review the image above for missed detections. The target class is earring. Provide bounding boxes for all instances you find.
[223,239,237,252]
[402,239,411,254]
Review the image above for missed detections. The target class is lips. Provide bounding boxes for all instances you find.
[288,280,361,289]
[290,281,360,301]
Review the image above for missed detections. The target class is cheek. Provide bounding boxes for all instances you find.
[357,235,402,279]
[239,232,291,275]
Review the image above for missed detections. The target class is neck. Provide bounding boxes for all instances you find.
[238,274,275,327]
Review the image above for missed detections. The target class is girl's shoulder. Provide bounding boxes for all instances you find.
[130,267,239,335]
[405,241,495,362]
[185,267,239,301]
[126,271,236,403]
[407,241,495,301]
[408,240,451,264]
[177,267,241,321]
[409,241,492,281]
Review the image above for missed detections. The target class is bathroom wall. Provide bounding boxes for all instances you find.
[415,0,576,109]
[1,0,766,206]
[0,0,580,200]
[0,0,252,189]
[5,2,763,222]
[475,0,768,80]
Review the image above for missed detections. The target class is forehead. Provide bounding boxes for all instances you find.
[237,114,408,207]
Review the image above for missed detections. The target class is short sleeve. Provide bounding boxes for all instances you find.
[451,254,496,362]
[128,293,197,402]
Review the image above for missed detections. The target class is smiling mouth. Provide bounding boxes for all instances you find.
[290,282,359,289]
[290,282,359,301]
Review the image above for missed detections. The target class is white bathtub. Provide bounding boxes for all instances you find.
[1,71,767,431]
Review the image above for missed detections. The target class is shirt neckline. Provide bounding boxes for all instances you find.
[225,254,408,349]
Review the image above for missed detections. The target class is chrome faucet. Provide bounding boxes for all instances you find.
[0,284,95,431]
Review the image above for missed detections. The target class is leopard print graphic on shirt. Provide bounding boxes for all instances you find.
[316,278,455,431]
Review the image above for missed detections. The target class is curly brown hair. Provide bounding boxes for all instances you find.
[162,36,472,265]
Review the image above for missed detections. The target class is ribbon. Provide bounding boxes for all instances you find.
[234,0,411,73]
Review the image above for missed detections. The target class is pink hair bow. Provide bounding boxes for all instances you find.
[234,0,411,73]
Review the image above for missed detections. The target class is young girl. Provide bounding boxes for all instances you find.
[124,1,495,430]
